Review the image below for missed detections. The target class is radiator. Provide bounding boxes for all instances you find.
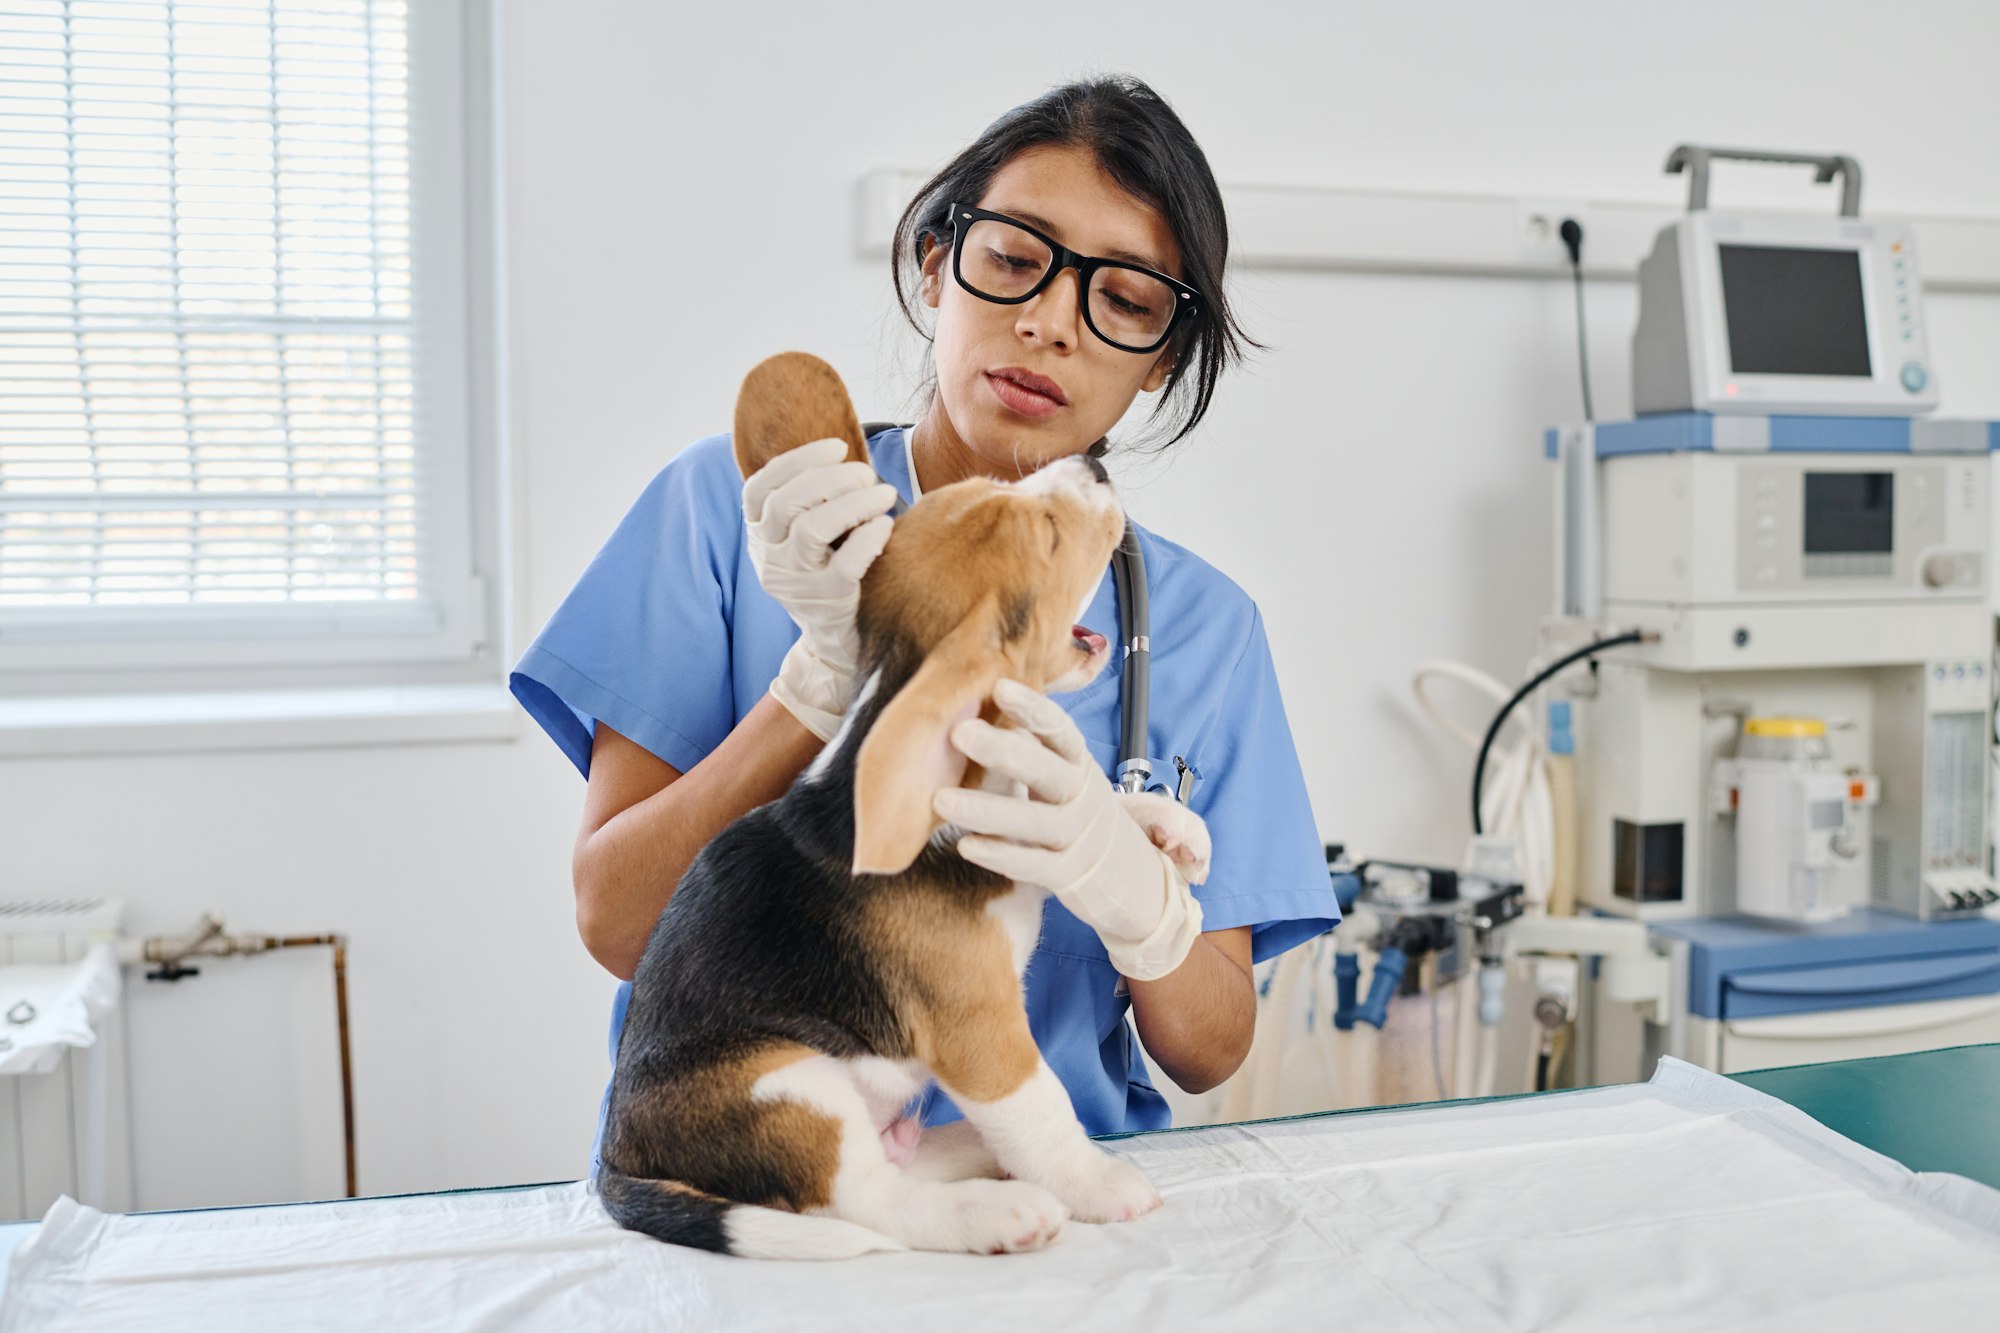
[0,897,132,1221]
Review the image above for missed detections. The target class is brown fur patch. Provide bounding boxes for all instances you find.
[732,351,869,480]
[860,888,1041,1104]
[608,1040,844,1212]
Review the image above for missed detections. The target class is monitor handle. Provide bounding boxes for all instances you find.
[1665,145,1863,218]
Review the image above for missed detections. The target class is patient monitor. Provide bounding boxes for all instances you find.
[1632,146,1940,417]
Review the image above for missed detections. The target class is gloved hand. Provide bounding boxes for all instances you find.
[933,678,1204,980]
[742,438,897,740]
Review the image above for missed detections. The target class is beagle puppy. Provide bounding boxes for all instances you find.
[596,354,1207,1258]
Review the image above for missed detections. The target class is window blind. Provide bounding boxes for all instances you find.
[0,0,416,615]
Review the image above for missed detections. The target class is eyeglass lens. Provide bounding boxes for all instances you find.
[959,218,1177,350]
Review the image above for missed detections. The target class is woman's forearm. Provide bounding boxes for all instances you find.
[1126,925,1255,1094]
[573,693,823,979]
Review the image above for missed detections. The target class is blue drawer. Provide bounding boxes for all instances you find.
[1651,910,2000,1019]
[1721,951,2000,1020]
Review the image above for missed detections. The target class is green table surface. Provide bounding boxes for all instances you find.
[3,1043,1994,1293]
[1730,1042,2000,1190]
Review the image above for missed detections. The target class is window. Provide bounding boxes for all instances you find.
[0,0,490,682]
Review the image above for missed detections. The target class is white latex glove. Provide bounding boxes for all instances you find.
[933,679,1204,981]
[742,438,897,740]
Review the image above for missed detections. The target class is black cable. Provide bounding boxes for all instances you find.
[1470,631,1647,836]
[1560,219,1593,422]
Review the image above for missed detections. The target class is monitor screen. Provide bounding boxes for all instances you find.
[1718,244,1873,377]
[1803,472,1894,554]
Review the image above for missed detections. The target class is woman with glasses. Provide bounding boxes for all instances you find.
[512,76,1338,1168]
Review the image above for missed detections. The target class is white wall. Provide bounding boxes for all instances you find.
[4,0,1998,1212]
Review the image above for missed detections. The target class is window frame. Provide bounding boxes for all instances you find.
[0,0,501,691]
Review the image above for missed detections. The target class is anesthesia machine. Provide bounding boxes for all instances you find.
[1543,146,2000,1079]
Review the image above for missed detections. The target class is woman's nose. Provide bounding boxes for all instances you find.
[1016,269,1081,350]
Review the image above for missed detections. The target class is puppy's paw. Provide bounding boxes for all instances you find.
[1117,792,1212,884]
[1042,1151,1162,1225]
[946,1178,1067,1254]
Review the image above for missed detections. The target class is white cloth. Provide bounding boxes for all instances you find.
[0,944,119,1077]
[6,1060,1998,1332]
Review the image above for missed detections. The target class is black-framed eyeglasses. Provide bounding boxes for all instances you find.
[945,203,1200,355]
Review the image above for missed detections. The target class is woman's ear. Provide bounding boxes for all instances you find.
[918,234,947,309]
[851,595,1007,875]
[1140,349,1175,394]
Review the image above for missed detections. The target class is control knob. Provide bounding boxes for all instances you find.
[1922,552,1961,588]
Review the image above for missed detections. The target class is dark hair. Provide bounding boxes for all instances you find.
[893,76,1254,450]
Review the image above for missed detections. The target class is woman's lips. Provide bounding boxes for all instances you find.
[986,371,1064,418]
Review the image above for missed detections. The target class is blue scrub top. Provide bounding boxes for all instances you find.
[511,428,1338,1159]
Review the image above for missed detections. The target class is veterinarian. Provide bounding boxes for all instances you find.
[511,76,1340,1164]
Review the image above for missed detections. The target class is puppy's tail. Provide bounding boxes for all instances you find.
[596,1167,902,1260]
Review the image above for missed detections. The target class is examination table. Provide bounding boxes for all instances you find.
[3,1047,1997,1331]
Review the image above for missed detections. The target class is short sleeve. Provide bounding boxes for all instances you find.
[509,435,744,779]
[1189,607,1340,962]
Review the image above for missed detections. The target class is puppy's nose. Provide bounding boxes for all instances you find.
[1080,454,1110,485]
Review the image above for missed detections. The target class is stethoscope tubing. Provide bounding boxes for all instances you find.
[1112,521,1151,794]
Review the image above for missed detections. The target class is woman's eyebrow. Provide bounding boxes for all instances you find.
[1005,207,1168,273]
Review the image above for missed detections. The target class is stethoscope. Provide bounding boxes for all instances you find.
[1111,526,1195,804]
[873,426,1185,805]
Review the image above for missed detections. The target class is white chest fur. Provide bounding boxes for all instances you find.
[986,883,1050,978]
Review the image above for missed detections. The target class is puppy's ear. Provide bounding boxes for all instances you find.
[852,596,1007,876]
[732,351,870,481]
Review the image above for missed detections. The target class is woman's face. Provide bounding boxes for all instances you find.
[919,144,1181,477]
